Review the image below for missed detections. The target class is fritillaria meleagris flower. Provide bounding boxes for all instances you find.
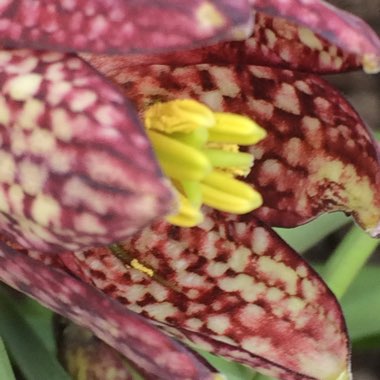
[0,1,379,380]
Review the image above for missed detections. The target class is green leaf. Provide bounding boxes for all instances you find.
[0,288,71,380]
[341,265,380,342]
[322,226,378,299]
[197,350,257,380]
[0,337,16,380]
[275,212,350,253]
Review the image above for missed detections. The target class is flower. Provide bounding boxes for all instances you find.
[0,1,379,380]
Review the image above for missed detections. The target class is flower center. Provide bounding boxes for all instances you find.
[144,99,266,227]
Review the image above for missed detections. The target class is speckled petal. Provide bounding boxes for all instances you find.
[249,0,380,73]
[54,214,350,380]
[98,11,361,74]
[0,49,173,252]
[92,63,380,236]
[0,241,219,380]
[0,0,252,55]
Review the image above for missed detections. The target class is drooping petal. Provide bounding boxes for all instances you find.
[0,241,219,380]
[54,213,350,380]
[0,0,252,55]
[249,0,380,73]
[0,49,173,253]
[91,62,380,236]
[98,12,361,74]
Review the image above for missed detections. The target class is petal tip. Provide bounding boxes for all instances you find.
[362,54,380,74]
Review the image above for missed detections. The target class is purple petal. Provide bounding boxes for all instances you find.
[0,49,173,252]
[0,241,219,380]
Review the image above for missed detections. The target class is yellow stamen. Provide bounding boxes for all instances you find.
[201,170,263,213]
[203,148,253,175]
[145,99,215,133]
[167,190,203,227]
[144,99,266,227]
[209,112,267,145]
[147,130,211,181]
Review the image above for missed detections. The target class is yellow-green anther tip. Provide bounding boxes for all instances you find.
[145,99,215,133]
[210,112,267,145]
[144,99,266,228]
[167,191,203,227]
[148,130,212,181]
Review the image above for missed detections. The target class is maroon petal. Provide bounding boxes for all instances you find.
[249,0,380,73]
[56,215,350,380]
[0,49,173,252]
[0,241,218,380]
[93,62,380,236]
[98,11,361,74]
[0,0,252,55]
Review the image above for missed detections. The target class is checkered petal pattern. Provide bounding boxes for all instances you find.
[0,241,219,380]
[50,212,349,380]
[0,0,252,55]
[92,62,380,236]
[103,12,360,74]
[0,49,173,253]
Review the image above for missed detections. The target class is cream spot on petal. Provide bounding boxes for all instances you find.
[266,287,284,302]
[10,128,28,155]
[49,149,74,173]
[200,90,223,110]
[274,83,300,115]
[207,261,228,277]
[19,160,47,195]
[301,278,318,302]
[0,95,10,125]
[265,28,277,48]
[240,304,266,326]
[7,73,42,100]
[144,302,178,321]
[0,151,16,183]
[257,256,298,295]
[17,98,45,130]
[69,89,97,112]
[241,336,274,357]
[94,105,115,125]
[8,184,24,215]
[51,108,73,141]
[31,193,61,227]
[29,128,56,154]
[209,66,240,97]
[229,246,250,272]
[294,80,312,95]
[47,81,72,106]
[251,227,270,255]
[186,318,203,330]
[74,212,106,235]
[6,56,38,74]
[248,98,274,120]
[218,273,254,294]
[298,27,323,50]
[124,284,147,303]
[207,315,231,335]
[284,137,303,166]
[0,187,10,213]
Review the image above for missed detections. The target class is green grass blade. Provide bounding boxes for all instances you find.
[0,337,16,380]
[0,289,71,380]
[322,226,379,299]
